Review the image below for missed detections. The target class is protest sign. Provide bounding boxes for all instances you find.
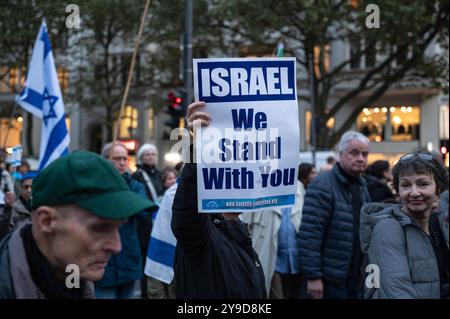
[193,57,299,212]
[11,145,23,167]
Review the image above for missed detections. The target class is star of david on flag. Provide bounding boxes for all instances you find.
[16,20,70,171]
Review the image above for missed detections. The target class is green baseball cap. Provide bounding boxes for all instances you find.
[32,151,157,219]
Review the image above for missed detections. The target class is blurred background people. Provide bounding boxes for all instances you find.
[0,172,36,239]
[161,167,178,193]
[319,156,336,173]
[95,142,157,299]
[132,143,164,298]
[145,182,178,299]
[298,163,318,190]
[365,160,396,203]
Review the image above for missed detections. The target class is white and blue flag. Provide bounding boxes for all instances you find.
[144,183,178,284]
[16,20,70,171]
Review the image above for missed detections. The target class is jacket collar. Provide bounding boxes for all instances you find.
[12,199,31,216]
[213,216,251,245]
[391,205,440,228]
[333,163,367,187]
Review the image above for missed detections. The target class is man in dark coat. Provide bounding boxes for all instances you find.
[298,131,371,299]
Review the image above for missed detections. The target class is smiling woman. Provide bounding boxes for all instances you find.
[360,151,449,299]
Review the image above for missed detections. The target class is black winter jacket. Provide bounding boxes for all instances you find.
[171,163,266,299]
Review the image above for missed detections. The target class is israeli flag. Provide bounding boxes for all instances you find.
[16,20,70,171]
[145,183,178,284]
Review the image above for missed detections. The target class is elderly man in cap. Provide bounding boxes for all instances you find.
[0,151,154,299]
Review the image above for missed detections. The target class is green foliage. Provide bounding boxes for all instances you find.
[1,0,448,149]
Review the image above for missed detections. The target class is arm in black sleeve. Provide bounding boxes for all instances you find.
[171,163,212,252]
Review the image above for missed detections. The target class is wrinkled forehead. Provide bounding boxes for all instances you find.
[112,144,128,155]
[346,139,369,151]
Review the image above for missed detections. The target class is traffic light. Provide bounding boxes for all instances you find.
[163,91,185,139]
[440,139,449,160]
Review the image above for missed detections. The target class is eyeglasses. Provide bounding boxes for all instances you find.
[399,153,434,162]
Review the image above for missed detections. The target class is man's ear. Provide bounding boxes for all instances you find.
[33,206,59,234]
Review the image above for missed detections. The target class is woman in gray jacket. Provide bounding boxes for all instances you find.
[360,152,448,299]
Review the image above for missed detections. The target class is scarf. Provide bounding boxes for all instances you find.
[20,224,85,299]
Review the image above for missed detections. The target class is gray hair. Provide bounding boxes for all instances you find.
[137,143,158,165]
[101,142,129,159]
[338,131,370,153]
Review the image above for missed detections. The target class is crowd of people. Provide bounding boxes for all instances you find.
[0,101,448,299]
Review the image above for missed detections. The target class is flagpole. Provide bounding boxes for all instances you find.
[111,0,152,157]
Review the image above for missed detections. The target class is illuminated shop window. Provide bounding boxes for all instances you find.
[148,106,154,139]
[305,110,312,145]
[0,66,68,94]
[356,106,420,142]
[357,107,387,142]
[116,105,138,139]
[390,106,420,141]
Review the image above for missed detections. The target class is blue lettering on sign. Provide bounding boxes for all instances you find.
[196,60,296,102]
[203,167,254,190]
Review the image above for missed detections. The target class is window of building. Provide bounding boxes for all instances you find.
[65,116,71,134]
[314,45,330,78]
[350,38,361,69]
[365,44,376,68]
[116,105,138,139]
[121,55,132,86]
[148,106,155,139]
[305,110,311,145]
[356,106,420,142]
[0,118,21,147]
[395,45,410,67]
[9,67,18,94]
[440,104,449,140]
[390,106,420,141]
[350,38,378,70]
[1,66,68,94]
[356,107,387,142]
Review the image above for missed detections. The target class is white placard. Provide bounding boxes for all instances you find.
[12,145,23,167]
[193,57,300,212]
